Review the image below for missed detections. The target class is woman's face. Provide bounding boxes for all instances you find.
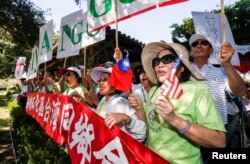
[64,71,78,88]
[139,71,152,88]
[153,49,176,84]
[98,72,115,96]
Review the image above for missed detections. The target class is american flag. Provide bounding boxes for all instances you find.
[160,57,183,99]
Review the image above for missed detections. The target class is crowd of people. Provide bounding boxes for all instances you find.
[16,33,250,163]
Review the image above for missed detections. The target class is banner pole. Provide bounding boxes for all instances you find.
[115,0,119,48]
[84,48,86,77]
[221,0,226,43]
[63,57,67,68]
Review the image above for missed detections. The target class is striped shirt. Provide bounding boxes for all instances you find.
[192,63,232,124]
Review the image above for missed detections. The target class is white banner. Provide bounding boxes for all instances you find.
[237,45,250,55]
[27,45,39,80]
[39,20,53,64]
[192,11,240,66]
[14,57,26,79]
[87,0,168,31]
[57,10,105,59]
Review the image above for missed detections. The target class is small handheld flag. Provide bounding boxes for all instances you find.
[160,57,183,99]
[108,52,132,92]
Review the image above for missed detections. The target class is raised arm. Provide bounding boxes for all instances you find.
[220,42,246,96]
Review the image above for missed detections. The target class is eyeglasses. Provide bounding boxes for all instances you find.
[152,54,177,67]
[136,68,145,75]
[64,72,74,77]
[191,40,210,48]
[97,78,108,83]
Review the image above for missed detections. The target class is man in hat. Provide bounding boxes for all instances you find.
[189,34,246,147]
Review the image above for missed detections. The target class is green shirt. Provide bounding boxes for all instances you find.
[145,81,225,164]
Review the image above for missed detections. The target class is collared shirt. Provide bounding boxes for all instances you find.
[192,63,232,124]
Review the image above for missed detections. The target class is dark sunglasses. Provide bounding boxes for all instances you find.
[191,40,210,48]
[152,54,177,67]
[64,72,74,77]
[136,68,145,75]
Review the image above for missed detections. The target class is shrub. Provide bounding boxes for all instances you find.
[8,100,70,163]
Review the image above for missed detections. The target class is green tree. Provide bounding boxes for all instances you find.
[0,0,46,78]
[0,0,46,48]
[170,0,250,44]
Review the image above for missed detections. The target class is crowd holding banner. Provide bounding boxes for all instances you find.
[26,92,169,164]
[15,0,250,163]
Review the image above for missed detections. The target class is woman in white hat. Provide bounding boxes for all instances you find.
[91,62,146,143]
[62,67,93,106]
[128,42,226,164]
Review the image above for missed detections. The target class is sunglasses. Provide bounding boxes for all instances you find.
[191,40,210,48]
[136,68,145,75]
[152,54,177,67]
[64,72,74,77]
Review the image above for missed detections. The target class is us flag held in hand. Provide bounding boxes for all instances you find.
[160,58,183,99]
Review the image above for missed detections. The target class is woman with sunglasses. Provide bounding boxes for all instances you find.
[91,63,146,143]
[128,42,226,164]
[62,67,94,107]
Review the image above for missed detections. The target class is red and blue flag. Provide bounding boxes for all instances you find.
[108,53,132,92]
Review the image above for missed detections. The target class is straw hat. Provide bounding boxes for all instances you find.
[141,42,205,84]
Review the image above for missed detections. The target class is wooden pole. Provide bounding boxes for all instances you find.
[115,0,119,48]
[83,48,86,77]
[221,0,226,43]
[63,57,67,68]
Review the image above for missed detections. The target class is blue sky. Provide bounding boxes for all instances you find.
[31,0,238,44]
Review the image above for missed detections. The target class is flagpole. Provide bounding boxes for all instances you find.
[83,48,86,78]
[44,62,47,76]
[221,0,226,43]
[63,57,67,68]
[115,0,119,48]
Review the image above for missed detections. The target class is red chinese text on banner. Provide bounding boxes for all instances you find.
[26,92,169,164]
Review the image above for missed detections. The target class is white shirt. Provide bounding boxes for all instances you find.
[192,63,232,124]
[131,83,148,104]
[96,94,146,142]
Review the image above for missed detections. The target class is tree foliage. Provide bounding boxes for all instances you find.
[0,0,46,78]
[0,0,46,48]
[170,0,250,43]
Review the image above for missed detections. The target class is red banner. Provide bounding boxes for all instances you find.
[26,92,169,164]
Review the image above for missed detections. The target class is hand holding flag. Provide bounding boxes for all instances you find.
[108,51,132,92]
[160,58,183,99]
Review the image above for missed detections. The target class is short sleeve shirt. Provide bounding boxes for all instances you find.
[145,81,225,164]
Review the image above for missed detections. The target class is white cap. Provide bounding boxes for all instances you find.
[189,34,209,47]
[78,65,85,70]
[91,66,112,83]
[20,72,27,80]
[66,67,82,77]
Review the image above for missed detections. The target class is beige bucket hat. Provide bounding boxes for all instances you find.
[141,42,205,84]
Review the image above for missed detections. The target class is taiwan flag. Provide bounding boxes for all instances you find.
[160,58,183,99]
[108,54,132,92]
